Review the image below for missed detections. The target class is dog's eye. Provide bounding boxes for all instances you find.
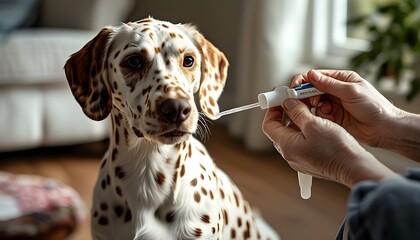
[126,56,142,69]
[183,56,194,68]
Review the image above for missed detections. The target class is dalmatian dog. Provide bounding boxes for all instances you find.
[64,17,280,240]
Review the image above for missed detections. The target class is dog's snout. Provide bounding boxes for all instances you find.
[160,99,191,125]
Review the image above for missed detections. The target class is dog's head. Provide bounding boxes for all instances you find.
[64,18,228,144]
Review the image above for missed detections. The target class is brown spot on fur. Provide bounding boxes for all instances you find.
[200,164,206,171]
[243,224,251,238]
[223,209,229,225]
[124,209,132,222]
[114,129,120,145]
[234,192,240,207]
[142,85,152,96]
[132,127,143,137]
[201,187,207,196]
[114,205,124,217]
[201,214,210,223]
[193,228,202,237]
[175,155,181,168]
[100,203,108,211]
[100,159,107,169]
[231,229,236,238]
[156,171,165,185]
[207,108,214,116]
[137,18,153,24]
[180,165,185,177]
[115,186,123,197]
[114,50,120,59]
[115,166,125,179]
[190,178,197,186]
[194,191,201,203]
[188,144,192,158]
[112,148,118,161]
[209,96,216,107]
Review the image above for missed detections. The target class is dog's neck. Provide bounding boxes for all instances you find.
[105,110,191,209]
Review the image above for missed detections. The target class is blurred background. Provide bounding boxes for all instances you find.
[0,0,419,239]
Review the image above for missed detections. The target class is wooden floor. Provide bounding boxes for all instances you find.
[0,124,350,240]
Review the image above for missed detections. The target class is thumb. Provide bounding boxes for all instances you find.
[283,99,314,129]
[307,69,351,99]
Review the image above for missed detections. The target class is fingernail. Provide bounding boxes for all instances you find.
[311,70,321,81]
[284,99,298,110]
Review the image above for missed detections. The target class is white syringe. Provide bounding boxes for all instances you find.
[216,83,323,199]
[216,83,323,119]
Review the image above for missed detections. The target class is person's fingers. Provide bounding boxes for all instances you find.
[318,101,332,114]
[315,101,345,124]
[262,106,284,141]
[262,106,301,150]
[307,70,356,99]
[263,106,283,126]
[315,102,335,122]
[290,73,309,87]
[283,99,315,130]
[313,69,362,83]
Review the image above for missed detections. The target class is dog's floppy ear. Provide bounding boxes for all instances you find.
[64,27,113,121]
[183,25,229,120]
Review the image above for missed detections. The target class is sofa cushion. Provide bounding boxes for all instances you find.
[0,29,96,85]
[0,87,43,151]
[0,84,110,152]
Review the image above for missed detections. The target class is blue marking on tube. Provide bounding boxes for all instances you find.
[294,83,314,91]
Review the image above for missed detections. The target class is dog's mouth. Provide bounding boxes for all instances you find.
[155,128,191,144]
[161,129,188,138]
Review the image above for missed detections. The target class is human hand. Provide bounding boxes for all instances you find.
[290,69,403,149]
[262,98,396,188]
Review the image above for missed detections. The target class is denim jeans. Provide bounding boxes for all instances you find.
[336,168,420,240]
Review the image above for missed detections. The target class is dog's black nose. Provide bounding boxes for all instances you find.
[160,99,191,125]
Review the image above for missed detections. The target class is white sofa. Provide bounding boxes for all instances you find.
[0,0,134,152]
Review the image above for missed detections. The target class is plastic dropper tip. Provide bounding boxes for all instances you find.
[298,172,312,200]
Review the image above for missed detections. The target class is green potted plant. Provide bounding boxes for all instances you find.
[348,0,420,100]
